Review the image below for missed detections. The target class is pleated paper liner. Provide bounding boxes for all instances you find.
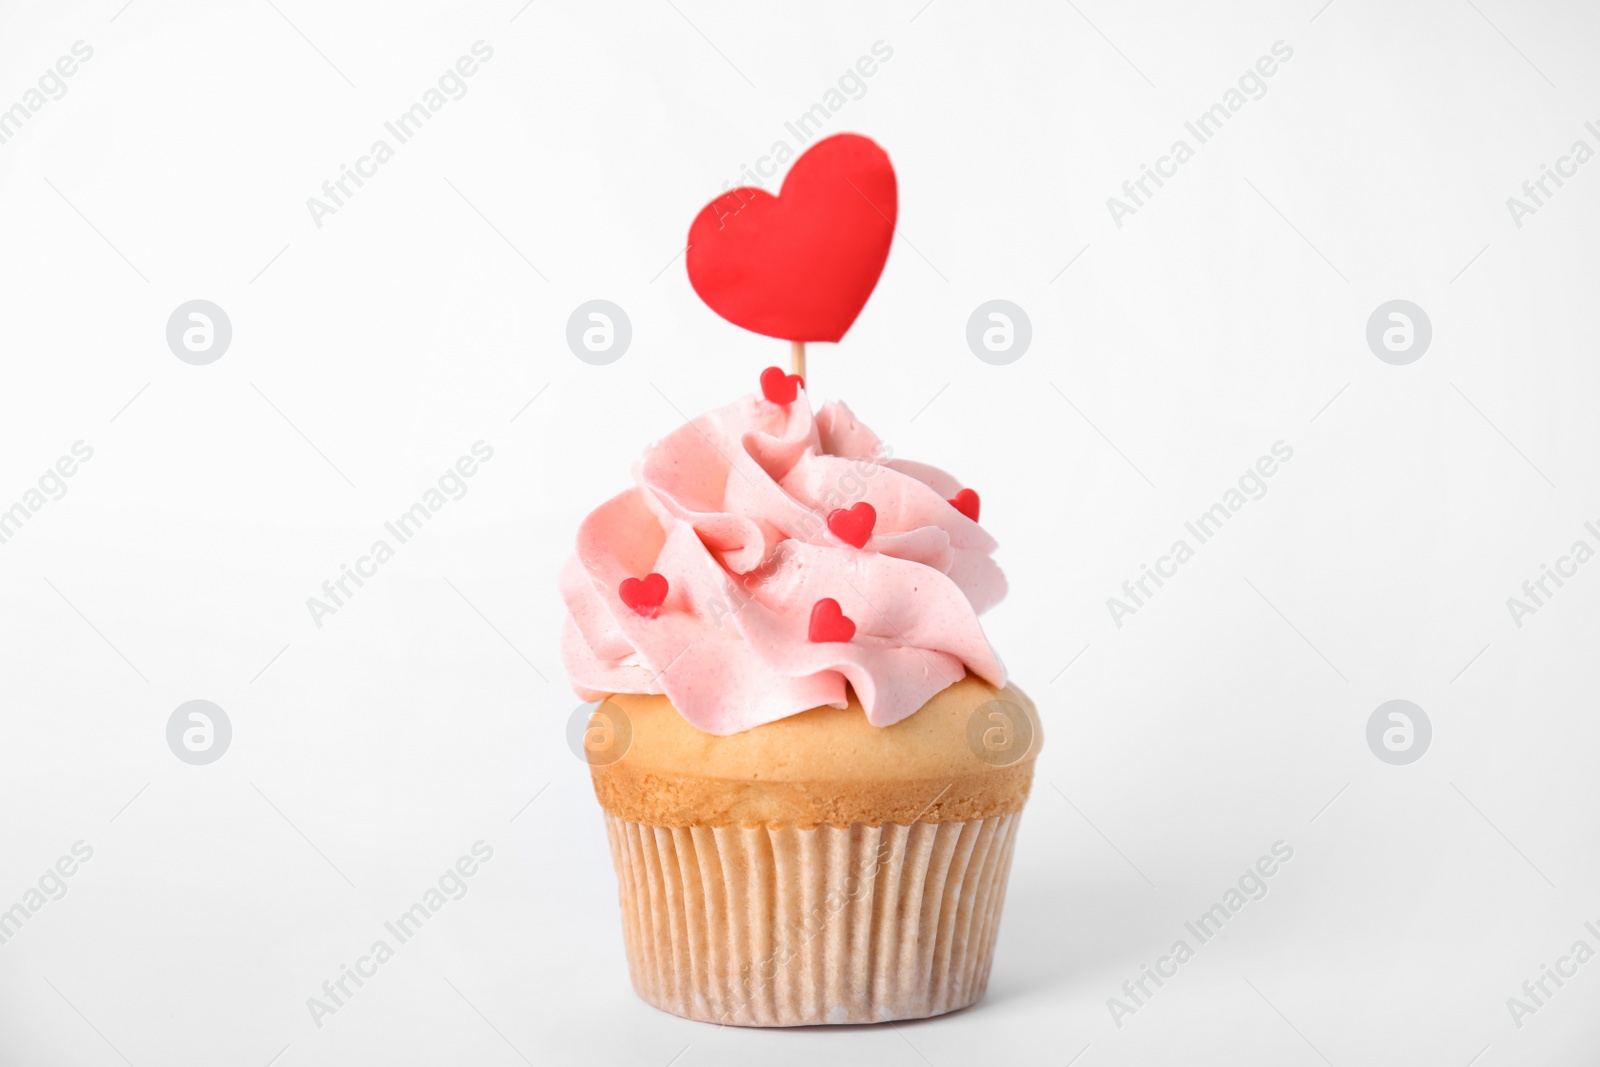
[603,813,1021,1026]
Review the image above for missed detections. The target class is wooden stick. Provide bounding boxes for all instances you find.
[791,340,806,381]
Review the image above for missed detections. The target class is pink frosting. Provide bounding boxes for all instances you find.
[560,386,1006,734]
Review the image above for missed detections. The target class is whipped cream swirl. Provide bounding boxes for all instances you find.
[560,387,1005,734]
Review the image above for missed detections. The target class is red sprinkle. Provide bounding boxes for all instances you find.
[759,366,804,406]
[948,488,980,522]
[808,598,855,643]
[618,573,668,617]
[827,502,876,549]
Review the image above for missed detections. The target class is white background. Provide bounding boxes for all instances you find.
[1,0,1598,1064]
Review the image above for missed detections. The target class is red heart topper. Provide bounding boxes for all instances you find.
[687,133,897,343]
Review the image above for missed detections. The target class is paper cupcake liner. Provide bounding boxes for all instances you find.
[602,812,1022,1026]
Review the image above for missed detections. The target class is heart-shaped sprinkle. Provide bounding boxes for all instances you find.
[948,488,980,523]
[618,573,668,617]
[826,502,876,549]
[760,366,804,406]
[808,598,855,643]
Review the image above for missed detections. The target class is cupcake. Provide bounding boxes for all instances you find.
[560,385,1040,1025]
